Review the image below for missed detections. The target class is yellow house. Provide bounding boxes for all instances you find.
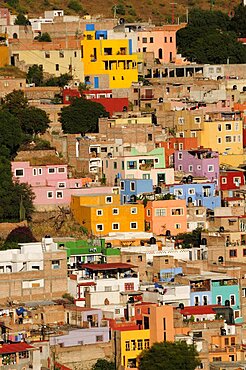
[0,39,9,67]
[71,193,145,235]
[119,329,150,369]
[81,30,138,89]
[198,119,245,167]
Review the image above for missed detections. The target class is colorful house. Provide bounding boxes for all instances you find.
[174,148,220,186]
[120,179,153,204]
[70,193,145,235]
[81,29,138,89]
[220,169,245,193]
[168,181,221,210]
[145,199,187,236]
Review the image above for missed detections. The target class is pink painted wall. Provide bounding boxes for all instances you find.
[137,27,177,63]
[145,199,187,236]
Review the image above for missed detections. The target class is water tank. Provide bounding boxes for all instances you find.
[166,230,171,237]
[155,186,162,194]
[225,300,230,306]
[150,237,156,245]
[219,226,225,232]
[201,238,207,245]
[179,303,184,310]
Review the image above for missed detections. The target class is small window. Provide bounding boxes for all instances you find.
[96,335,103,342]
[112,223,119,230]
[178,152,183,160]
[105,196,112,204]
[208,165,214,172]
[112,208,119,215]
[170,36,173,42]
[150,37,154,43]
[58,167,65,173]
[229,249,237,257]
[125,341,130,351]
[175,223,181,229]
[59,51,64,58]
[47,191,53,199]
[130,222,137,229]
[194,117,201,123]
[171,208,184,216]
[56,64,59,71]
[147,209,151,216]
[97,209,103,216]
[142,37,147,43]
[230,294,236,306]
[48,168,55,174]
[96,224,104,231]
[56,191,63,199]
[120,181,125,190]
[188,188,195,195]
[33,168,37,176]
[131,207,137,214]
[52,260,60,269]
[188,165,193,172]
[15,169,24,177]
[45,51,50,58]
[218,137,222,144]
[58,182,66,188]
[74,51,77,57]
[38,168,42,175]
[222,177,227,184]
[130,182,135,192]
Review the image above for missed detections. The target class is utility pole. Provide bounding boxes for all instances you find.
[170,3,177,24]
[186,8,189,23]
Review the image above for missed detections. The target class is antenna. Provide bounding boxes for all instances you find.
[170,3,177,24]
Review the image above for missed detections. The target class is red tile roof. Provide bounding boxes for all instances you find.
[180,305,221,316]
[81,263,137,270]
[55,362,72,370]
[0,342,34,354]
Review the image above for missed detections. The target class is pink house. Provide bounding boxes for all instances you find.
[145,199,187,236]
[11,161,118,211]
[137,25,179,63]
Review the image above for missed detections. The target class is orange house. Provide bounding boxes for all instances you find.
[145,199,187,236]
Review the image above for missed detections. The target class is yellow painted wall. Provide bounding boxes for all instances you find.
[219,153,246,167]
[71,194,145,235]
[81,32,138,88]
[198,120,243,156]
[120,329,150,368]
[0,45,9,67]
[15,49,84,80]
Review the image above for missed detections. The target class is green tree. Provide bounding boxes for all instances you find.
[92,359,115,370]
[68,0,85,13]
[230,4,246,37]
[60,97,109,134]
[36,32,52,42]
[0,110,23,157]
[176,228,202,249]
[2,90,28,116]
[139,341,200,370]
[45,73,72,87]
[3,226,36,250]
[27,64,44,86]
[18,106,50,136]
[14,13,29,25]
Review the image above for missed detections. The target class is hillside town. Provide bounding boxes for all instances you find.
[1,1,246,369]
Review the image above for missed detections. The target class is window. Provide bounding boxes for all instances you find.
[58,167,65,173]
[155,208,166,216]
[105,286,112,292]
[150,37,154,43]
[217,295,222,305]
[105,196,112,204]
[225,136,232,142]
[137,340,143,350]
[45,51,50,58]
[131,340,136,350]
[234,311,240,319]
[222,177,227,184]
[59,50,64,58]
[231,337,235,345]
[178,152,183,160]
[19,351,29,359]
[112,223,119,230]
[56,191,63,199]
[120,181,125,190]
[218,124,222,131]
[194,117,201,123]
[130,182,135,191]
[131,207,137,214]
[96,335,103,342]
[142,37,147,43]
[125,341,130,351]
[188,188,195,195]
[170,36,173,42]
[113,161,117,169]
[178,117,185,124]
[115,308,120,314]
[217,137,222,144]
[208,165,214,172]
[225,338,229,345]
[96,224,104,231]
[52,260,60,269]
[148,133,153,141]
[175,223,181,229]
[178,165,183,171]
[48,168,55,174]
[112,208,119,215]
[164,36,167,43]
[56,64,59,71]
[225,123,232,130]
[147,209,151,217]
[171,208,184,216]
[233,177,241,185]
[127,161,137,170]
[174,189,183,196]
[97,209,103,216]
[191,131,196,138]
[58,182,66,188]
[33,168,37,176]
[130,222,137,229]
[47,191,53,199]
[194,296,199,306]
[15,169,24,177]
[238,135,241,142]
[188,165,193,172]
[179,143,183,150]
[213,357,222,362]
[229,249,237,257]
[144,339,150,349]
[230,294,236,306]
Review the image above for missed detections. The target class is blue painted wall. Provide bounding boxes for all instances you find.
[120,179,153,204]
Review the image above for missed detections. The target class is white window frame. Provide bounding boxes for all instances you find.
[208,165,214,172]
[105,196,112,204]
[120,181,125,190]
[33,168,37,176]
[188,165,193,172]
[188,188,195,195]
[48,167,56,174]
[112,208,119,215]
[171,208,184,216]
[47,191,53,199]
[233,177,241,184]
[217,137,222,144]
[147,209,151,216]
[230,294,236,306]
[194,117,201,124]
[155,208,166,216]
[38,168,42,175]
[58,182,66,188]
[178,117,185,124]
[112,222,120,230]
[58,167,66,173]
[15,168,24,177]
[56,191,63,199]
[175,223,181,229]
[178,165,183,171]
[216,295,222,305]
[130,182,135,192]
[222,177,227,184]
[197,165,201,170]
[131,207,137,214]
[96,209,103,216]
[178,152,183,160]
[96,224,104,232]
[130,222,138,230]
[174,189,183,196]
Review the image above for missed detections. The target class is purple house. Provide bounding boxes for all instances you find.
[174,148,219,187]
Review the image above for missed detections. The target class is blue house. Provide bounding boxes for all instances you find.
[168,182,221,210]
[189,277,212,307]
[120,179,153,204]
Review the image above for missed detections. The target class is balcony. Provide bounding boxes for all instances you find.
[191,280,210,292]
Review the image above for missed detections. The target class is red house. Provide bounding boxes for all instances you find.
[220,170,245,191]
[62,88,129,116]
[156,137,198,167]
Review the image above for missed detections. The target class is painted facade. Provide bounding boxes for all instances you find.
[120,179,153,204]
